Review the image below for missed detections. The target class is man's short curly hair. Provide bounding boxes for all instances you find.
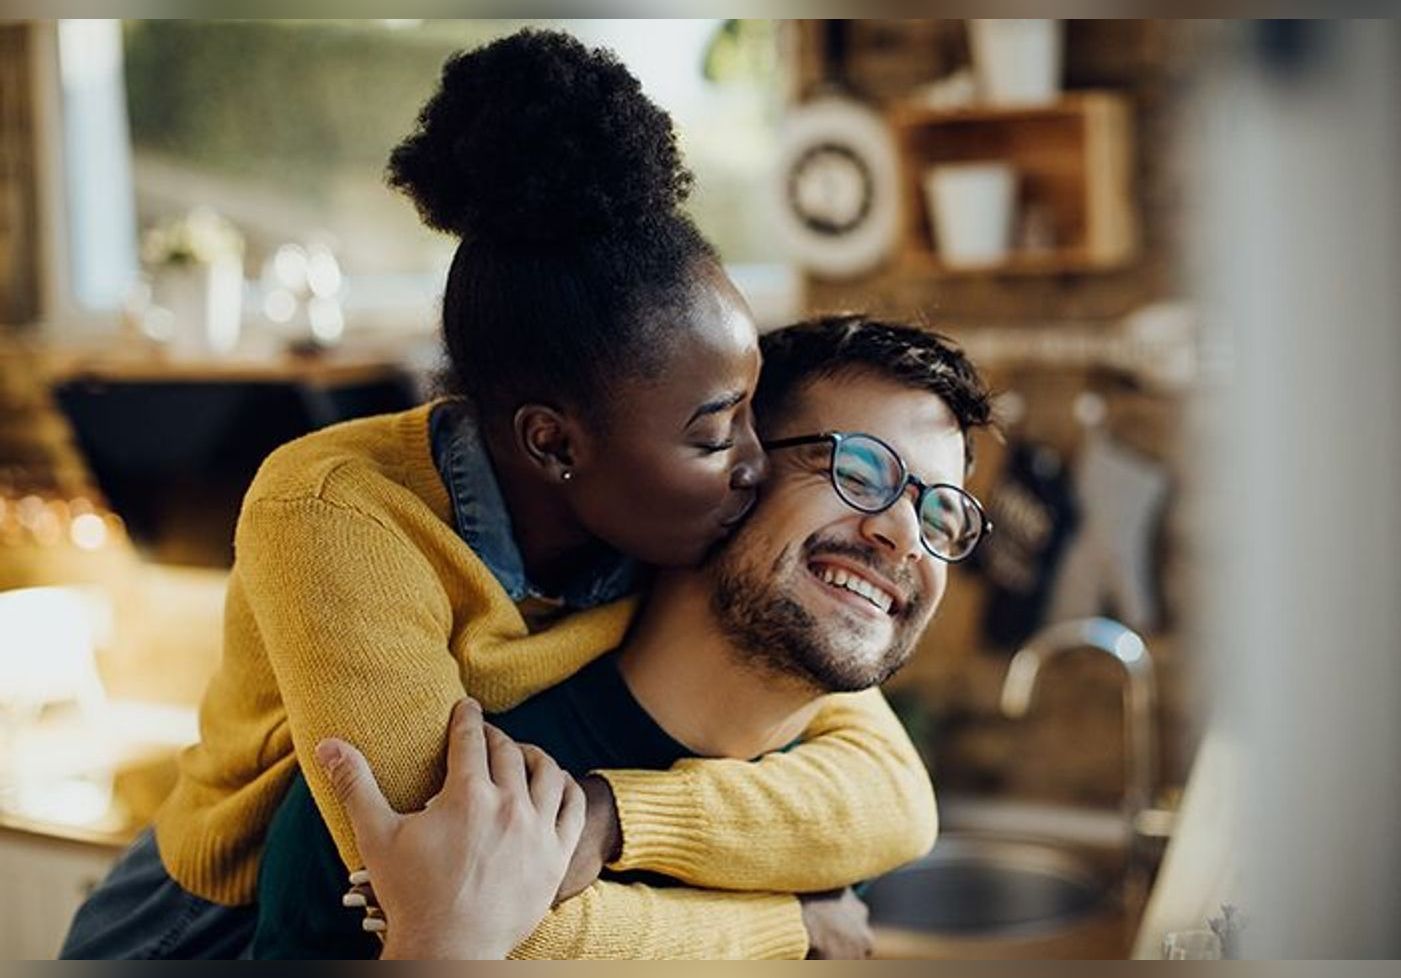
[756,315,993,469]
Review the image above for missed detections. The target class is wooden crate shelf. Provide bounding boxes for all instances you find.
[889,92,1139,276]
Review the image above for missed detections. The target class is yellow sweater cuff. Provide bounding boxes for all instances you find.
[596,767,713,881]
[746,893,809,960]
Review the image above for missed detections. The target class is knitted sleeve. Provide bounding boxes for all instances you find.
[511,883,806,959]
[237,495,464,843]
[595,687,938,891]
[237,494,807,958]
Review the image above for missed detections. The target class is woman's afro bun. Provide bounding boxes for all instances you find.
[387,29,694,245]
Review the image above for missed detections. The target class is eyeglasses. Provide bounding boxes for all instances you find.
[764,431,993,563]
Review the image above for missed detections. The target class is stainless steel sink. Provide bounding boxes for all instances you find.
[864,832,1112,940]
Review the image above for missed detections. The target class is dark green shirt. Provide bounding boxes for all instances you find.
[252,652,693,959]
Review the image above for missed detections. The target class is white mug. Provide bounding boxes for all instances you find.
[923,162,1018,269]
[969,19,1064,107]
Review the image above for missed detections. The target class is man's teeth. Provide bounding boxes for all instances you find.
[816,565,894,613]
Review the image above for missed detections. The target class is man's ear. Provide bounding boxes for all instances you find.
[513,403,586,484]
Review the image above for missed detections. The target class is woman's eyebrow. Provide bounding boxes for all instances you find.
[684,390,745,428]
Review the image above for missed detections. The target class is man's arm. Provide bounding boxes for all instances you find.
[319,699,585,960]
[592,688,938,892]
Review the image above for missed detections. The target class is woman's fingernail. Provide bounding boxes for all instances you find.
[343,892,367,908]
[315,740,341,771]
[362,917,387,933]
[348,869,371,886]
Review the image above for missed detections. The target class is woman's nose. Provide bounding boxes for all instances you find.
[729,415,768,490]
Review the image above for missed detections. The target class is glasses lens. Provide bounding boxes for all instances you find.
[832,435,903,511]
[921,485,983,561]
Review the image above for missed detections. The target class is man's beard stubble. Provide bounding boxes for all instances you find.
[709,533,924,694]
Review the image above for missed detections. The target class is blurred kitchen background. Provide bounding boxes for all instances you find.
[1,19,1397,960]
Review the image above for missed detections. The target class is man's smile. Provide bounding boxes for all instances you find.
[807,557,901,616]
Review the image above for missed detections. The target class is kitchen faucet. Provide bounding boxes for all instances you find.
[999,618,1162,860]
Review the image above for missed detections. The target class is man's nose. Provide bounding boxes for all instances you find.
[729,414,768,490]
[859,487,925,563]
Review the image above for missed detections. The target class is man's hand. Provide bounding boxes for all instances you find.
[316,698,586,960]
[799,888,873,959]
[552,774,623,904]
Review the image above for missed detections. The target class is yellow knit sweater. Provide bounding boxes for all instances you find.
[153,401,938,959]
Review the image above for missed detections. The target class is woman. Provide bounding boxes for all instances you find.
[62,30,934,959]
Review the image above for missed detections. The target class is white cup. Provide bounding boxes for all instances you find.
[923,162,1017,269]
[969,19,1064,107]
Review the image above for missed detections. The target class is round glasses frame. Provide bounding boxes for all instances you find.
[764,430,993,564]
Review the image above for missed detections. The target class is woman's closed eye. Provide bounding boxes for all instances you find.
[696,438,736,454]
[691,416,740,454]
[685,389,750,456]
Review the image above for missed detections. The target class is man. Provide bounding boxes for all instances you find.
[259,315,993,958]
[317,699,588,960]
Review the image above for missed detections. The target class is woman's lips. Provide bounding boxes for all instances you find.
[718,491,757,528]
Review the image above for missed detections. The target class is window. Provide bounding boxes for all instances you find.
[50,20,140,316]
[112,19,792,330]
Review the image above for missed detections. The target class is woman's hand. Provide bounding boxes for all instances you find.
[551,774,622,904]
[799,888,873,959]
[315,698,586,960]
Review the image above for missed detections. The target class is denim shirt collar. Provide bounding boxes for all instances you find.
[431,400,637,609]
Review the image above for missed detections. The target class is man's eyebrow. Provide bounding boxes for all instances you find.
[684,390,745,428]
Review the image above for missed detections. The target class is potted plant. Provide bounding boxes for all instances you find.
[140,208,244,356]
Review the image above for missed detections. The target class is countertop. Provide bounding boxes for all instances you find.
[2,563,225,849]
[0,700,196,850]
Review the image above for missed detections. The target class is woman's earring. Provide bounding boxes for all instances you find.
[561,470,573,482]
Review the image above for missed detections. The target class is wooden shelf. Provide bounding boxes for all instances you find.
[895,247,1105,278]
[889,92,1139,277]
